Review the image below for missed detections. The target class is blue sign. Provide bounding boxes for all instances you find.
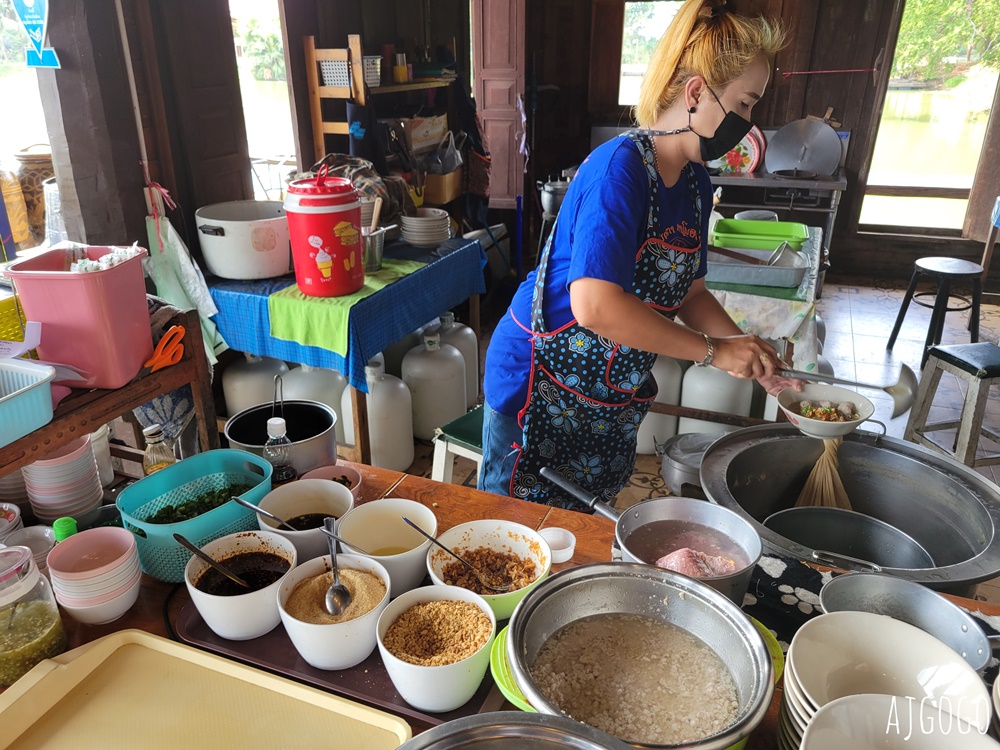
[12,0,61,69]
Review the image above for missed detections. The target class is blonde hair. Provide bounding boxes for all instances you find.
[635,1,787,128]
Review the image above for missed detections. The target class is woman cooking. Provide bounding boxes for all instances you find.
[481,0,796,508]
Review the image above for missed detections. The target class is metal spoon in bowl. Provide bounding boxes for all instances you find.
[323,517,351,616]
[173,533,250,590]
[401,517,512,593]
[232,496,297,532]
[318,526,371,556]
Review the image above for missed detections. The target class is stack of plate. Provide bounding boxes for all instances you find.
[781,611,991,750]
[22,436,104,528]
[5,525,55,575]
[400,207,451,248]
[0,470,31,518]
[993,676,1000,738]
[0,502,23,544]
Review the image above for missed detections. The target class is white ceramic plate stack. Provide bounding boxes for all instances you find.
[5,525,55,576]
[782,611,992,750]
[993,676,1000,738]
[0,502,24,545]
[0,469,31,518]
[400,207,451,248]
[46,527,142,625]
[22,435,104,529]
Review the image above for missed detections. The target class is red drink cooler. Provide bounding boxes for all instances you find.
[284,167,364,297]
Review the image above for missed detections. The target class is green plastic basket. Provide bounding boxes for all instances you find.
[116,449,272,583]
[711,219,809,251]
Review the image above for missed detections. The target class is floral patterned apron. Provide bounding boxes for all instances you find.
[508,132,703,510]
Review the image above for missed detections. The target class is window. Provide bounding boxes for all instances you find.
[618,1,682,106]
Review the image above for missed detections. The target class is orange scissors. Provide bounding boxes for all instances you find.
[135,325,185,380]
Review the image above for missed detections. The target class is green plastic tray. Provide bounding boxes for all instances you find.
[712,219,809,251]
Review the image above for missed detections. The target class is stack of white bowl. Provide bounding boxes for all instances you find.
[993,676,1000,738]
[783,611,992,750]
[22,436,103,528]
[0,470,31,518]
[46,527,141,625]
[400,207,451,248]
[0,502,24,544]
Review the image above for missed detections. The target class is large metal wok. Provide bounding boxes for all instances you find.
[700,424,1000,597]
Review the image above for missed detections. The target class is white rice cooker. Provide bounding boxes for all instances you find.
[196,200,291,280]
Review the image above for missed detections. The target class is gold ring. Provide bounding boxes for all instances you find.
[759,354,770,364]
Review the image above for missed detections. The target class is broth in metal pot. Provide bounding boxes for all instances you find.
[624,520,749,575]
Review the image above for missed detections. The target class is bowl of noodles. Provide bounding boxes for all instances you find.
[777,383,875,439]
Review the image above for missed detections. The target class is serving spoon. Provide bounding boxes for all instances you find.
[232,496,297,532]
[173,533,250,589]
[323,517,351,616]
[318,527,371,556]
[401,517,512,593]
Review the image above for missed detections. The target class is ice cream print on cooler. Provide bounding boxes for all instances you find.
[307,235,333,281]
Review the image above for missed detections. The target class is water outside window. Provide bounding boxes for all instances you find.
[228,0,298,200]
[861,1,1000,230]
[618,1,683,107]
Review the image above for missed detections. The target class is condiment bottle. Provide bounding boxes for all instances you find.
[142,424,176,476]
[0,546,67,686]
[263,417,298,485]
[52,517,77,543]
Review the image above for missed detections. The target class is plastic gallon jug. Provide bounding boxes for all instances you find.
[401,330,466,440]
[635,356,682,455]
[438,311,479,409]
[365,361,415,471]
[284,165,363,297]
[381,318,438,378]
[677,365,752,436]
[222,353,289,416]
[282,365,348,443]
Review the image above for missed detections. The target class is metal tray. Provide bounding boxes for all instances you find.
[706,247,807,288]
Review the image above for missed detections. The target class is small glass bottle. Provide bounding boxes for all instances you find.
[142,424,176,476]
[263,417,297,485]
[0,547,68,686]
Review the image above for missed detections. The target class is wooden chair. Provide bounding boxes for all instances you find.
[304,34,366,165]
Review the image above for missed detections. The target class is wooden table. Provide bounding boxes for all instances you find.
[52,464,1000,747]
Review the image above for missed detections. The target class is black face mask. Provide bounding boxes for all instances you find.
[692,87,752,162]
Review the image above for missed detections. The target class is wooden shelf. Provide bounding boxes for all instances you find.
[369,79,455,95]
[0,308,220,478]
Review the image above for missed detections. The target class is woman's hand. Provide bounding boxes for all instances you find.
[712,334,782,379]
[757,373,803,397]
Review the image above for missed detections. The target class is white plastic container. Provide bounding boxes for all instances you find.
[401,331,466,441]
[438,312,480,410]
[282,365,348,444]
[635,356,682,455]
[90,423,115,487]
[221,353,289,416]
[677,365,753,435]
[381,319,438,378]
[277,553,391,671]
[365,361,415,472]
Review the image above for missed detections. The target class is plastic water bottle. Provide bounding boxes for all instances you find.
[263,417,297,485]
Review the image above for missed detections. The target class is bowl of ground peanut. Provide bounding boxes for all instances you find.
[426,519,551,621]
[376,584,496,713]
[277,552,391,670]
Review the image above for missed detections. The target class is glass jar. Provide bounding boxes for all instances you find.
[0,546,67,686]
[142,424,176,476]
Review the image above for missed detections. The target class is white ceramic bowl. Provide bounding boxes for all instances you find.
[777,383,875,439]
[184,530,298,641]
[801,693,998,749]
[336,498,437,596]
[257,479,355,562]
[45,527,136,580]
[51,557,141,596]
[277,553,391,670]
[376,584,496,713]
[788,611,991,731]
[300,465,363,501]
[426,519,551,621]
[57,571,142,625]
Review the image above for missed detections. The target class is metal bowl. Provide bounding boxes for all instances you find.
[395,712,634,750]
[224,400,337,477]
[506,563,773,750]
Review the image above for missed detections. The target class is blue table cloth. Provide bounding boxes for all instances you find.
[208,237,486,392]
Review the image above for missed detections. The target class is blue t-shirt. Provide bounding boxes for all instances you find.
[483,135,712,418]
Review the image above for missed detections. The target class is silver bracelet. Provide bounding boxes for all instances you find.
[696,332,714,367]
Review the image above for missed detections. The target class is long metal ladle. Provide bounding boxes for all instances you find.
[779,363,918,419]
[173,533,250,589]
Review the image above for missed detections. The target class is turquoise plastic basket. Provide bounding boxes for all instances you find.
[116,450,273,583]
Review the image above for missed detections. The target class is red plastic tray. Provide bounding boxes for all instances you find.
[174,601,507,727]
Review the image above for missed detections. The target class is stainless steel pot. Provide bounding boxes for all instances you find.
[537,179,569,215]
[540,468,761,606]
[506,563,774,750]
[224,400,337,476]
[763,506,935,570]
[656,433,717,494]
[819,572,993,672]
[395,712,634,749]
[700,424,1000,597]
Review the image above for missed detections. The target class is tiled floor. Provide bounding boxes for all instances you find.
[405,276,1000,603]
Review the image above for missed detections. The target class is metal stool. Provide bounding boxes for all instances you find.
[431,405,484,483]
[886,257,982,367]
[904,343,1000,468]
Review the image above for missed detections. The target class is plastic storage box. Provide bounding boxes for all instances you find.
[711,219,810,251]
[3,246,152,389]
[116,450,272,583]
[0,359,56,448]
